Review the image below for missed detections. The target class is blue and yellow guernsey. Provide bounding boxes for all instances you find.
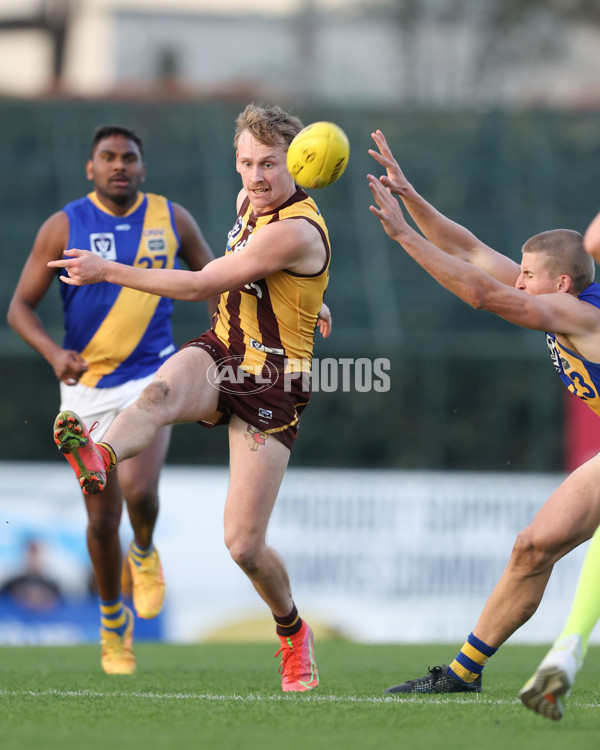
[60,191,180,388]
[546,283,600,418]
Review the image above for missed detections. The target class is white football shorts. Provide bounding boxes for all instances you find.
[59,372,156,441]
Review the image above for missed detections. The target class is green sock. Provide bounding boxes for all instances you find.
[556,524,600,658]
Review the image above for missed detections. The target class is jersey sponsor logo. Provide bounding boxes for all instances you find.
[258,408,273,419]
[249,338,284,356]
[142,228,166,252]
[545,333,563,374]
[146,238,167,252]
[89,232,117,260]
[115,223,131,231]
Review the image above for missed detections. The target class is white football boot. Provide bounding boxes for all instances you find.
[519,634,583,720]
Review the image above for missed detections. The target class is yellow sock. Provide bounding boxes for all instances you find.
[129,541,153,567]
[448,632,497,683]
[100,597,127,636]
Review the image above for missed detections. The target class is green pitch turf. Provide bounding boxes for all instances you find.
[0,642,598,750]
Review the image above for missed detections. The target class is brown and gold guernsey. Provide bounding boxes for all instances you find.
[213,187,330,376]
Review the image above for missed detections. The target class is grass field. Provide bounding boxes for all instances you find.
[1,642,599,750]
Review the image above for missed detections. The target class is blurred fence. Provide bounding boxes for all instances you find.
[1,462,596,645]
[2,99,600,470]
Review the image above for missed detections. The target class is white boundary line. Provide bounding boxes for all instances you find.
[0,689,598,709]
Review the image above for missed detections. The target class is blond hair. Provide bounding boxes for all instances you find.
[233,104,303,150]
[522,229,594,293]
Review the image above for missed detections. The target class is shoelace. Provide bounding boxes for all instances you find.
[274,640,294,674]
[409,666,443,684]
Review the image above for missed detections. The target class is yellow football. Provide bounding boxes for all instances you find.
[287,121,350,189]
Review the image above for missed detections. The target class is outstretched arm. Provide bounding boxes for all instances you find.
[47,217,325,303]
[367,174,592,337]
[367,174,490,309]
[368,130,520,286]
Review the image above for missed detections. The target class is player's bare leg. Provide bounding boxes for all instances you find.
[83,473,134,674]
[101,347,222,462]
[224,416,293,614]
[84,472,125,602]
[385,455,600,695]
[518,526,600,720]
[57,347,221,672]
[119,427,171,547]
[473,455,600,648]
[119,426,172,619]
[224,416,318,691]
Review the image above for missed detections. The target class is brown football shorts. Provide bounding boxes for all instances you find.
[181,329,311,451]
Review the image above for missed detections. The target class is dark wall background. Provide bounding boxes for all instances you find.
[2,99,599,471]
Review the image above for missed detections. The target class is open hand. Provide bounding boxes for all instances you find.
[367,174,409,242]
[368,130,412,197]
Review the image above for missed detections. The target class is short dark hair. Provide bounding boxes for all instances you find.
[522,229,595,293]
[233,104,303,150]
[90,125,143,158]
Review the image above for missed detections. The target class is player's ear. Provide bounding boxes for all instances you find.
[140,162,147,183]
[85,159,93,181]
[558,274,572,292]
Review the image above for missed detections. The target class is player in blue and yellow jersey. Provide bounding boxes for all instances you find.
[46,105,332,692]
[367,130,600,718]
[515,214,600,719]
[8,125,217,674]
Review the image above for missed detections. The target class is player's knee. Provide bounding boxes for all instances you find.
[120,470,159,506]
[225,533,261,574]
[510,527,554,574]
[123,486,159,514]
[136,380,170,411]
[87,512,120,543]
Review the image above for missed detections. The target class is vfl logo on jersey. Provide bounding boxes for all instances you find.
[226,217,244,252]
[226,218,255,254]
[90,233,117,260]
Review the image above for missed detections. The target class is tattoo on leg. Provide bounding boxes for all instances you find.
[245,424,269,451]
